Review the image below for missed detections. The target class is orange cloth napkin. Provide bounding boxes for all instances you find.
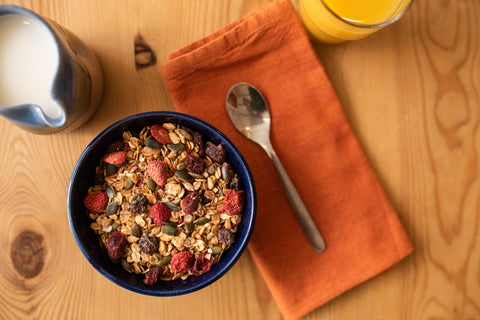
[160,0,413,319]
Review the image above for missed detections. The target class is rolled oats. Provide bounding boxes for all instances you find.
[84,122,245,285]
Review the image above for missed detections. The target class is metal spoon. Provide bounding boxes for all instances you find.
[226,83,326,253]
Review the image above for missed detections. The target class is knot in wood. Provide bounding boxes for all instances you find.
[10,230,45,279]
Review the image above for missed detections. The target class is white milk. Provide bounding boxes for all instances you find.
[0,14,61,119]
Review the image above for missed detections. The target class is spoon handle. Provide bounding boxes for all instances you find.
[267,147,326,253]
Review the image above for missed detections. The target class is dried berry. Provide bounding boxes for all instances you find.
[193,253,214,276]
[150,202,171,226]
[107,141,125,153]
[147,160,168,187]
[222,190,245,215]
[184,154,205,173]
[205,142,226,163]
[151,124,171,144]
[103,151,126,165]
[106,231,126,260]
[130,193,148,214]
[181,192,200,214]
[139,235,159,254]
[171,251,194,274]
[218,228,235,246]
[143,266,162,285]
[84,192,108,213]
[191,131,205,157]
[229,173,242,190]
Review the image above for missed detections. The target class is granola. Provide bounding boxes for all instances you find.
[84,122,245,284]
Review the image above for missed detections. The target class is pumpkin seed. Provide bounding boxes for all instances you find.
[131,222,142,237]
[106,164,117,176]
[121,258,134,272]
[145,138,162,149]
[157,255,172,267]
[106,201,118,215]
[146,177,156,191]
[185,222,194,233]
[178,128,192,141]
[162,221,177,227]
[175,170,191,181]
[161,225,178,236]
[164,202,180,211]
[124,177,134,190]
[105,185,115,199]
[168,143,186,152]
[194,217,210,226]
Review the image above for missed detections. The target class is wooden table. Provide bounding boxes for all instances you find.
[0,0,478,319]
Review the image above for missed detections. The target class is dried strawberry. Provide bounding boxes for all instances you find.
[106,231,125,260]
[84,192,108,213]
[151,124,171,144]
[181,192,200,214]
[150,202,171,226]
[171,251,194,274]
[193,253,214,276]
[205,142,226,163]
[103,151,126,165]
[147,160,168,187]
[184,154,205,173]
[222,190,245,215]
[143,266,162,285]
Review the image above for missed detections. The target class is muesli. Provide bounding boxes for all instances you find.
[84,122,245,285]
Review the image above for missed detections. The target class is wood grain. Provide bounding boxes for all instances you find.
[0,0,479,319]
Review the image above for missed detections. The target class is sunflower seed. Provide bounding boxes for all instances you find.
[105,184,115,198]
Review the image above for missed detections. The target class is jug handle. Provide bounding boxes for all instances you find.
[0,104,66,129]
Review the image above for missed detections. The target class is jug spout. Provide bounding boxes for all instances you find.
[0,104,66,132]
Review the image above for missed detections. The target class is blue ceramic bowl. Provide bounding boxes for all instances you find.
[67,111,256,296]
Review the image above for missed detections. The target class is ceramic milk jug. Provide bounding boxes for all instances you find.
[0,5,103,133]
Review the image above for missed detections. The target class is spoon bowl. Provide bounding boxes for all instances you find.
[226,83,326,253]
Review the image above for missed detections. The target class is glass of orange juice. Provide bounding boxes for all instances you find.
[299,0,413,44]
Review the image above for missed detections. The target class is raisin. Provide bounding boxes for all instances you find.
[107,141,125,153]
[218,228,235,246]
[139,235,159,254]
[229,173,242,190]
[191,131,205,157]
[184,154,206,173]
[205,142,226,163]
[130,193,148,214]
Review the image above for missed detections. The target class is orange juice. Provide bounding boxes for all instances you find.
[299,0,413,43]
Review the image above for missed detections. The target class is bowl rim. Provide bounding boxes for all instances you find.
[67,111,256,296]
